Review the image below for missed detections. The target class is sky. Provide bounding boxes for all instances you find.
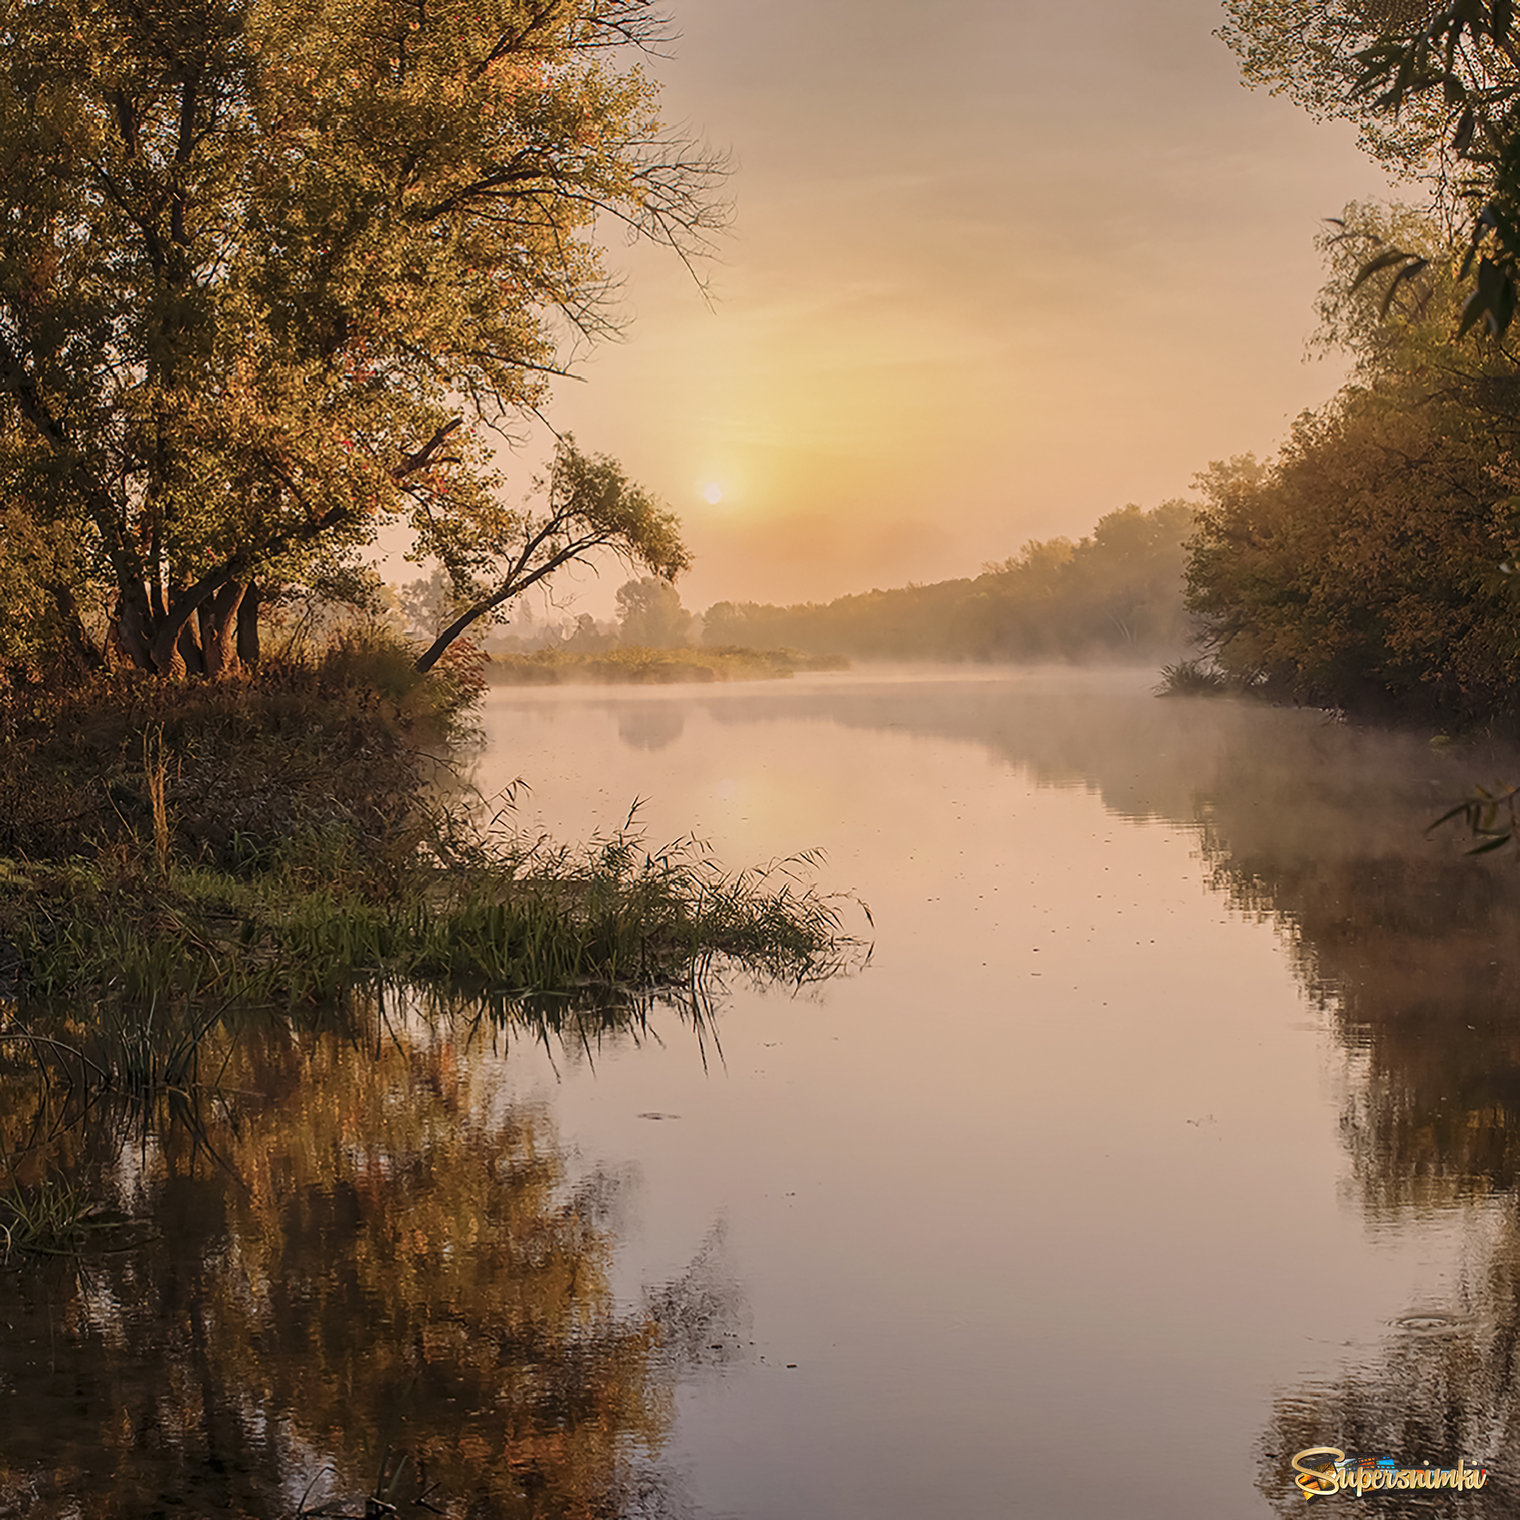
[477,0,1398,614]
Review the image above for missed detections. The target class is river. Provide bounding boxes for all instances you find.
[5,668,1520,1517]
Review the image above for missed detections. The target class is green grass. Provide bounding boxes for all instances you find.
[2,825,856,1011]
[0,1174,150,1259]
[0,632,863,1038]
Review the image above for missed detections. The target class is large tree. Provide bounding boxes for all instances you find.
[0,0,716,676]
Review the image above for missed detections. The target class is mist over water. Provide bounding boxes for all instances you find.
[467,668,1520,1517]
[8,668,1520,1516]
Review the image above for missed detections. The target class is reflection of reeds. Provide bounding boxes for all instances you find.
[1,974,230,1120]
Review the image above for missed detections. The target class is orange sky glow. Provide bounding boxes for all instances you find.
[475,0,1397,613]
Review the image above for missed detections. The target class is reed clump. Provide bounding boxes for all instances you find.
[0,632,858,1023]
[0,1175,122,1259]
[2,826,853,1011]
[1155,657,1235,697]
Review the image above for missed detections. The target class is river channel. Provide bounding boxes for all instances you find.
[6,668,1520,1517]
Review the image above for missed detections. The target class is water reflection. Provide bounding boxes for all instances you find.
[0,998,729,1518]
[819,680,1520,1503]
[17,672,1520,1517]
[576,677,1520,1205]
[617,703,687,753]
[483,675,1520,1511]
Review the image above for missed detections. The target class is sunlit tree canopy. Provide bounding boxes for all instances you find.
[0,0,717,676]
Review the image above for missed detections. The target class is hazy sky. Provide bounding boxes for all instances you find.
[509,0,1396,612]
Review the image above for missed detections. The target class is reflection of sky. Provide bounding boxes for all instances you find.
[527,0,1394,611]
[473,674,1484,1519]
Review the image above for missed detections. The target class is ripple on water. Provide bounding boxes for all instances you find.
[1390,1308,1475,1337]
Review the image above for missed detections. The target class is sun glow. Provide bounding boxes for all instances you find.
[702,482,724,504]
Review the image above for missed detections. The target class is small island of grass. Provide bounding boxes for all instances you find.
[0,636,859,1048]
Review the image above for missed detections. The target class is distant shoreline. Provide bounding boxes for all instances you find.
[484,645,850,685]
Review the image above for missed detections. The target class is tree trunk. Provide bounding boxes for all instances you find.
[176,618,206,677]
[150,571,233,674]
[199,581,246,679]
[415,601,489,674]
[236,581,261,668]
[48,582,101,670]
[110,588,158,670]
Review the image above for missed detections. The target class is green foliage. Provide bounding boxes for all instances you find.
[0,505,104,682]
[1220,1,1455,177]
[1181,201,1520,728]
[1186,389,1520,723]
[702,501,1196,661]
[0,0,715,677]
[412,436,690,672]
[1221,0,1520,336]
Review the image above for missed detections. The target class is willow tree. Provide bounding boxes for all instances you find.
[0,0,716,676]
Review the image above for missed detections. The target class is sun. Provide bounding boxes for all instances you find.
[701,482,724,504]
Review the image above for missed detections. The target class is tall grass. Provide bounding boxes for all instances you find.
[1155,657,1233,697]
[4,821,859,1015]
[0,630,864,1034]
[0,1175,99,1259]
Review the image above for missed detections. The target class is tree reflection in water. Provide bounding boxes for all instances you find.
[0,993,730,1518]
[1173,706,1520,1514]
[686,678,1520,1513]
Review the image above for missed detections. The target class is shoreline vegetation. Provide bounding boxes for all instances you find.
[484,644,849,685]
[0,634,862,1066]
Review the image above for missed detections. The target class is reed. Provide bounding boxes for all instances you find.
[1155,657,1233,697]
[0,1175,100,1258]
[1,823,857,1018]
[143,726,172,877]
[0,632,864,1035]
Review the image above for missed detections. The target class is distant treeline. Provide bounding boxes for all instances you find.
[701,502,1195,662]
[484,645,846,684]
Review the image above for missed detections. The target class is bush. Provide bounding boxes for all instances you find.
[1155,658,1232,697]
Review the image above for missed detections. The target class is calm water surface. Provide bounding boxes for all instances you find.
[7,669,1520,1517]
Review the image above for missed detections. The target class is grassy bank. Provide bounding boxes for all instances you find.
[0,636,858,1027]
[485,644,848,684]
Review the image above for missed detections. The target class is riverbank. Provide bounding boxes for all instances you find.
[0,637,854,1023]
